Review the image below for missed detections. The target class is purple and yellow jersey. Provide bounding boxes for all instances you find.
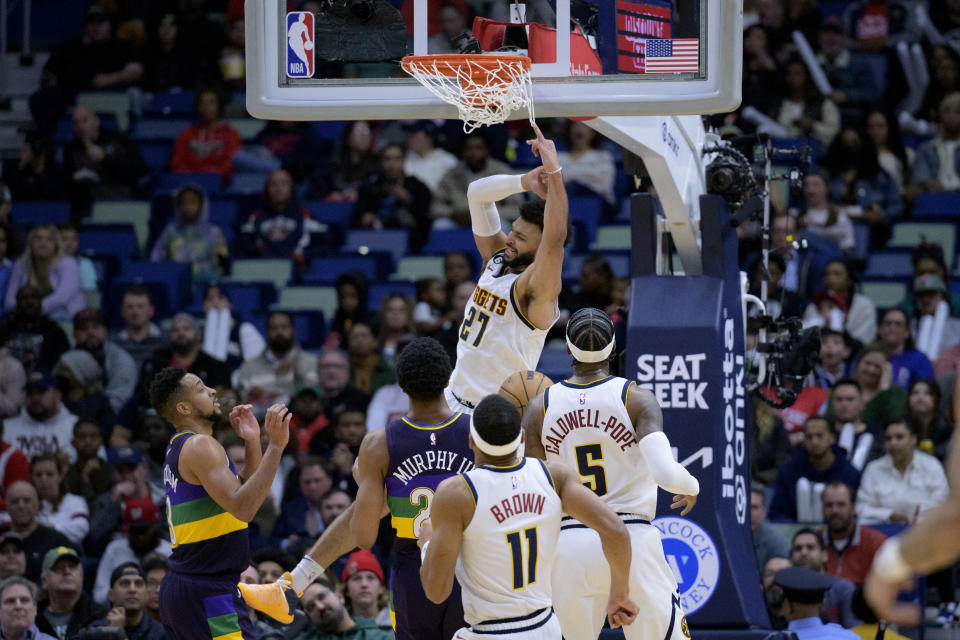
[163,431,250,576]
[385,412,474,545]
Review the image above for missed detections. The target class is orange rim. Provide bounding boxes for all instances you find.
[401,54,531,83]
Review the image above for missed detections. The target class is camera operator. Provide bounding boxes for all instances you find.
[87,564,163,640]
[36,547,105,640]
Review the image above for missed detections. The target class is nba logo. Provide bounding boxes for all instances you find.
[511,475,519,490]
[579,392,586,405]
[430,433,437,446]
[286,12,315,79]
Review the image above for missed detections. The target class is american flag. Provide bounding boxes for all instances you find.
[644,38,699,73]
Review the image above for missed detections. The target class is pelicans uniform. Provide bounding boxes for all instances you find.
[542,377,688,640]
[446,249,557,414]
[385,412,474,640]
[454,458,563,639]
[159,430,253,640]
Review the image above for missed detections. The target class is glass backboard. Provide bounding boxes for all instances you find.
[246,0,742,121]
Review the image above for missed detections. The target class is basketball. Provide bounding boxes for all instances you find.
[497,370,554,417]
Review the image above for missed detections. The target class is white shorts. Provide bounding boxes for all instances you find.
[445,387,476,415]
[552,518,689,640]
[453,608,560,639]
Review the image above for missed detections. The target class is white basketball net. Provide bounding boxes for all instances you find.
[402,55,534,133]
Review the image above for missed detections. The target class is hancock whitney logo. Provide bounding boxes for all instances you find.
[653,516,720,615]
[286,12,315,78]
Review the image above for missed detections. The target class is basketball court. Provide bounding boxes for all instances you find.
[244,1,769,637]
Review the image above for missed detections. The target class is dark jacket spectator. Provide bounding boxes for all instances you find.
[353,144,431,252]
[239,169,334,265]
[818,18,883,122]
[64,106,146,213]
[4,132,65,202]
[140,12,203,91]
[842,0,920,52]
[0,285,70,373]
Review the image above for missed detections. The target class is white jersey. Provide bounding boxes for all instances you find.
[541,376,656,518]
[447,250,557,409]
[456,458,562,625]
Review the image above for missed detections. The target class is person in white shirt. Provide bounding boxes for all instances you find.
[419,394,639,639]
[796,173,855,252]
[856,420,948,525]
[2,371,77,462]
[30,455,88,545]
[404,121,458,193]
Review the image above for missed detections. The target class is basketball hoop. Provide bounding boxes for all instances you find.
[401,54,534,133]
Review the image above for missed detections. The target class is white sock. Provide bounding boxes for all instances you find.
[289,556,324,594]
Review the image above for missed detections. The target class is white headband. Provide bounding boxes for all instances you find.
[566,336,615,363]
[470,414,523,456]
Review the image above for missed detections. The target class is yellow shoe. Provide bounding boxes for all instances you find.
[237,572,298,624]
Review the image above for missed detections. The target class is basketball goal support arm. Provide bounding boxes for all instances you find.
[586,115,706,276]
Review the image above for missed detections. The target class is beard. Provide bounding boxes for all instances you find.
[268,337,294,355]
[202,409,224,424]
[504,249,535,270]
[317,606,345,632]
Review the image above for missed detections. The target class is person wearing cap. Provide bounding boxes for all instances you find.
[141,313,232,393]
[36,546,105,640]
[2,370,78,461]
[73,308,137,414]
[86,446,154,556]
[298,577,392,640]
[909,273,960,361]
[0,536,24,583]
[0,284,70,373]
[775,566,860,639]
[93,496,171,607]
[0,576,56,640]
[877,308,935,390]
[340,550,390,630]
[89,563,164,640]
[4,482,76,583]
[817,16,882,121]
[54,348,115,432]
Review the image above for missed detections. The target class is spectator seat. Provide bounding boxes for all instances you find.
[912,192,960,219]
[390,256,445,281]
[861,280,907,310]
[227,259,293,290]
[130,118,193,142]
[154,172,222,196]
[273,286,338,319]
[864,252,914,279]
[302,255,381,285]
[421,228,475,256]
[342,229,409,265]
[77,92,131,131]
[91,201,151,254]
[368,282,417,310]
[589,225,632,251]
[10,201,70,227]
[143,91,196,118]
[78,225,138,262]
[888,222,955,270]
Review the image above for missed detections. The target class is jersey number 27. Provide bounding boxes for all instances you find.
[459,306,490,347]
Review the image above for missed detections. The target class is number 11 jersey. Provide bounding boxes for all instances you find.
[447,249,557,408]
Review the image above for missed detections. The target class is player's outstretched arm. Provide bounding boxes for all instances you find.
[468,175,516,264]
[516,123,568,330]
[419,476,474,604]
[548,461,638,628]
[351,429,390,549]
[182,404,291,523]
[521,393,548,459]
[627,385,699,506]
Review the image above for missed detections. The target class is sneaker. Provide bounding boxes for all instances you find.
[935,601,957,626]
[237,571,298,624]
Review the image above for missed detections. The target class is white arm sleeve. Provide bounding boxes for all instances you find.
[467,174,524,237]
[638,432,700,496]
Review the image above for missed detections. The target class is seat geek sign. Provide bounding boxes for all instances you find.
[636,353,708,409]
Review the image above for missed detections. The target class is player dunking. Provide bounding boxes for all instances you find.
[149,367,291,640]
[522,308,700,640]
[240,337,472,639]
[445,123,569,414]
[420,394,638,639]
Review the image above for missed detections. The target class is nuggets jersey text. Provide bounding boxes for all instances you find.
[447,250,557,408]
[457,458,562,625]
[163,431,250,576]
[541,376,655,517]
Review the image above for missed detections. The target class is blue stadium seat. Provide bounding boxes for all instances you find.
[310,121,347,144]
[912,192,960,218]
[368,282,417,309]
[224,172,269,196]
[54,113,118,144]
[302,255,381,285]
[154,173,222,196]
[570,195,603,245]
[342,230,409,265]
[79,224,139,261]
[303,201,353,230]
[250,311,327,350]
[144,91,197,118]
[138,142,173,175]
[130,118,193,142]
[11,201,70,227]
[208,199,239,227]
[112,262,192,321]
[220,282,277,318]
[851,221,870,260]
[537,349,572,382]
[864,252,914,279]
[421,228,475,256]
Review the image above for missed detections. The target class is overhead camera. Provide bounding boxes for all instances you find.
[347,0,375,22]
[705,150,756,208]
[750,317,821,408]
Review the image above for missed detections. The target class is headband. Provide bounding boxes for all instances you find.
[566,335,615,363]
[470,414,522,456]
